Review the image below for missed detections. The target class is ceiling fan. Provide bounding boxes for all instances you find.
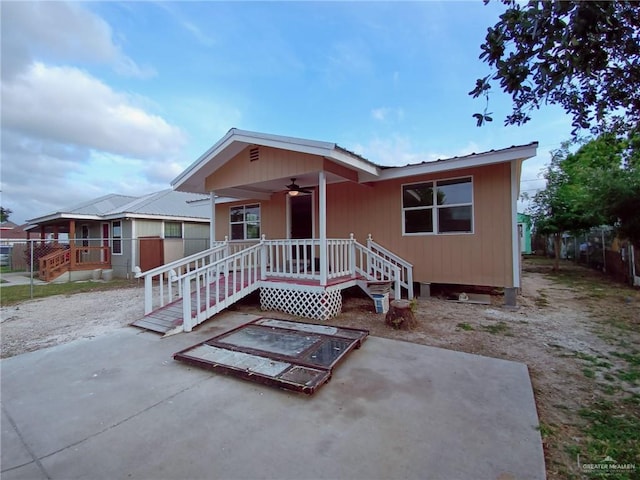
[286,178,313,196]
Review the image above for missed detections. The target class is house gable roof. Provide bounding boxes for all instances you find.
[172,128,539,194]
[26,190,212,225]
[172,128,381,193]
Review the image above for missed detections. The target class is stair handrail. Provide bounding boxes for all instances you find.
[180,242,263,332]
[353,240,402,297]
[39,247,71,281]
[139,240,229,314]
[366,234,414,298]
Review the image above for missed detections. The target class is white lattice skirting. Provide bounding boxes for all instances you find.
[260,287,342,321]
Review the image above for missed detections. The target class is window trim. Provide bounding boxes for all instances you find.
[112,220,123,255]
[401,175,474,236]
[164,221,183,239]
[229,203,261,240]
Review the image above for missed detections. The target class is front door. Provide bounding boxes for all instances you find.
[101,223,109,262]
[289,194,313,264]
[290,194,313,239]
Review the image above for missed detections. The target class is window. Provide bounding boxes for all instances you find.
[164,222,182,238]
[402,177,473,235]
[81,225,89,247]
[229,204,261,240]
[112,221,122,254]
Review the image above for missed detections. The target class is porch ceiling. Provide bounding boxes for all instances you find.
[212,171,348,200]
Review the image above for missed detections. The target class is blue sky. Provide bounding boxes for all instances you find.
[1,1,573,225]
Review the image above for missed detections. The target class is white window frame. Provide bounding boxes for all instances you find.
[402,176,474,236]
[229,203,261,240]
[164,221,183,239]
[112,220,123,255]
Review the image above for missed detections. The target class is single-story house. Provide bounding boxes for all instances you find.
[25,189,218,281]
[153,128,537,325]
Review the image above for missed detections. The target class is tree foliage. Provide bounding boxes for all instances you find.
[471,0,640,135]
[530,134,640,269]
[0,207,12,223]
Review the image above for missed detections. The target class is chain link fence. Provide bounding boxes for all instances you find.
[534,227,638,285]
[0,237,211,295]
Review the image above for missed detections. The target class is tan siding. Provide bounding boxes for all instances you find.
[214,196,287,241]
[136,220,162,238]
[206,146,323,191]
[325,163,514,287]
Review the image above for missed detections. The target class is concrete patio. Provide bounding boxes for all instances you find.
[1,311,545,480]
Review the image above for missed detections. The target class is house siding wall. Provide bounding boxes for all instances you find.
[210,161,516,288]
[110,220,132,278]
[214,196,287,241]
[136,220,162,238]
[205,146,323,191]
[184,223,210,255]
[323,162,514,287]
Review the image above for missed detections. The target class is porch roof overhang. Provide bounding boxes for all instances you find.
[171,128,382,195]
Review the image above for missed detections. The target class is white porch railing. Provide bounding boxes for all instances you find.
[367,234,414,298]
[137,234,413,329]
[138,240,228,314]
[353,240,402,296]
[181,243,262,332]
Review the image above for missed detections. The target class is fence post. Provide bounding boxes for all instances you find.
[30,240,34,299]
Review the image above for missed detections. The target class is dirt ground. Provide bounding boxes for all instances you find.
[1,258,639,478]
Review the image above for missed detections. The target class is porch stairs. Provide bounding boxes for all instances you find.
[131,235,413,336]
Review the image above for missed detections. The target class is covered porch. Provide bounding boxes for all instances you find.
[26,219,111,282]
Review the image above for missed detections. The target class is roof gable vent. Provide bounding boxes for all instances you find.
[249,147,260,162]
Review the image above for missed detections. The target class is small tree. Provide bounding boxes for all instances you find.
[529,142,601,270]
[0,207,12,223]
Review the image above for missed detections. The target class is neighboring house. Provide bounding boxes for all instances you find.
[517,213,533,255]
[26,189,215,281]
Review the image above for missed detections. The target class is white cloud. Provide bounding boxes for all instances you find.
[0,62,187,224]
[1,1,154,80]
[2,63,186,159]
[353,135,482,167]
[371,107,405,123]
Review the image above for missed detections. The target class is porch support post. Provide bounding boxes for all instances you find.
[209,191,216,248]
[319,171,327,286]
[69,220,76,269]
[53,225,59,244]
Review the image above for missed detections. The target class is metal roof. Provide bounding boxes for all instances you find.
[26,190,212,224]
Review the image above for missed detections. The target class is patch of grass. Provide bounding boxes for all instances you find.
[611,351,640,367]
[535,290,550,307]
[576,400,640,477]
[537,422,556,438]
[456,322,474,331]
[583,368,596,379]
[480,322,510,334]
[616,369,640,385]
[599,384,618,395]
[0,279,136,306]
